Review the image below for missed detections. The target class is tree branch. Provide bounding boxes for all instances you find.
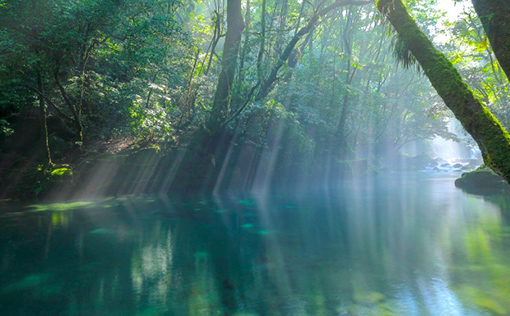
[22,84,74,122]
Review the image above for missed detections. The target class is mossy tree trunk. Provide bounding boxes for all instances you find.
[471,0,510,79]
[376,0,510,183]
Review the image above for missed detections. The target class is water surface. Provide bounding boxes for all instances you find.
[1,173,510,315]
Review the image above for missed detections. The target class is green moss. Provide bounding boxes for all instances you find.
[471,107,510,180]
[455,165,510,195]
[50,167,72,176]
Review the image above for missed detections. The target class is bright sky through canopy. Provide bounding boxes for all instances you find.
[435,0,467,21]
[433,0,471,44]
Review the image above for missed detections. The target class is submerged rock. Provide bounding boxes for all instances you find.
[353,291,386,304]
[2,274,52,293]
[455,165,510,195]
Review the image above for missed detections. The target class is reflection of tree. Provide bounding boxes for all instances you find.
[130,221,174,310]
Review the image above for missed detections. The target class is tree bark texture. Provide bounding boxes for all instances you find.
[377,0,510,182]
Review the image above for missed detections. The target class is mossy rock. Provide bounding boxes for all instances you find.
[31,166,76,198]
[455,165,510,195]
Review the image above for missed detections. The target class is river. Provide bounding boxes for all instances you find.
[1,172,510,315]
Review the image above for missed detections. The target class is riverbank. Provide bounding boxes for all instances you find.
[0,135,500,202]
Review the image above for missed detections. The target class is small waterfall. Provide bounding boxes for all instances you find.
[430,119,482,171]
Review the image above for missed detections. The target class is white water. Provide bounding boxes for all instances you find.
[430,119,482,164]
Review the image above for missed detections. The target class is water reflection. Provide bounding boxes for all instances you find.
[1,173,510,315]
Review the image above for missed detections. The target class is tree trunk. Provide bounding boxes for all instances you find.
[186,0,244,191]
[208,0,244,133]
[54,64,83,143]
[377,0,510,182]
[37,71,52,167]
[471,0,510,79]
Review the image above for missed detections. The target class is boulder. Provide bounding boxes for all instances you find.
[455,165,510,195]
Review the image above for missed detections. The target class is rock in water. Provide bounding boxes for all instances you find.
[455,165,510,195]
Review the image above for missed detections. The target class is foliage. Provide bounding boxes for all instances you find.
[3,0,503,193]
[0,0,191,141]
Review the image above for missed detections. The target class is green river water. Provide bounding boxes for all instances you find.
[1,172,510,315]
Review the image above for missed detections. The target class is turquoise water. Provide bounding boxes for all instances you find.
[1,173,510,315]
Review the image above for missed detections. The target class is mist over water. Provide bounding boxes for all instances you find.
[430,119,482,163]
[1,173,510,315]
[398,119,482,174]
